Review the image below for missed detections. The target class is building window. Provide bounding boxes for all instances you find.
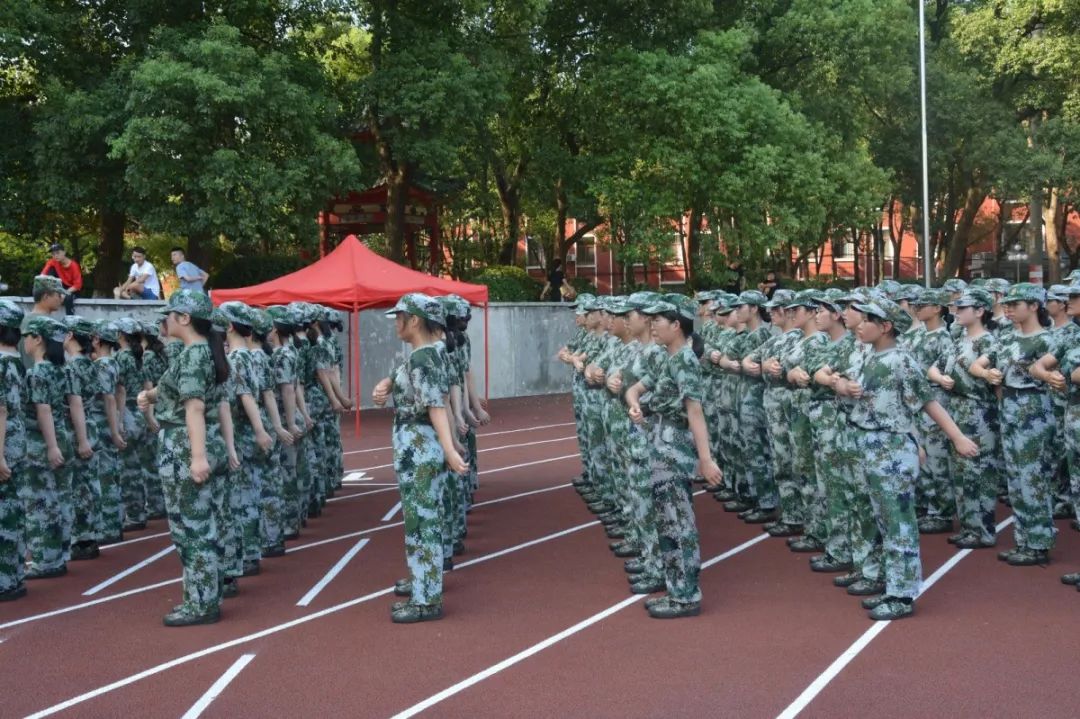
[576,234,596,267]
[526,235,544,269]
[661,233,686,285]
[881,228,895,260]
[835,238,856,260]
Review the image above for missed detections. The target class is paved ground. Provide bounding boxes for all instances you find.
[2,394,1077,718]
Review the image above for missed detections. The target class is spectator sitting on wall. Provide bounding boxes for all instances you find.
[724,262,745,294]
[40,243,82,314]
[757,270,782,299]
[114,246,162,300]
[171,246,209,293]
[540,259,575,302]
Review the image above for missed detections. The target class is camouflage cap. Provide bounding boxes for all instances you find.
[606,296,634,315]
[63,315,96,337]
[266,305,294,326]
[626,291,655,310]
[250,307,273,335]
[1002,282,1047,305]
[158,289,213,320]
[816,288,847,312]
[33,275,69,296]
[1047,284,1071,303]
[941,278,968,294]
[113,317,142,336]
[765,289,796,309]
[853,297,912,333]
[984,278,1011,295]
[694,290,719,304]
[444,294,471,319]
[210,308,229,333]
[734,289,768,307]
[711,295,736,314]
[641,293,696,321]
[1064,283,1080,297]
[94,320,119,343]
[784,289,821,310]
[22,315,69,343]
[969,277,987,288]
[912,288,951,307]
[876,279,902,298]
[218,301,255,328]
[385,293,446,326]
[954,288,994,312]
[0,299,24,329]
[285,302,311,325]
[1066,269,1080,283]
[894,284,923,302]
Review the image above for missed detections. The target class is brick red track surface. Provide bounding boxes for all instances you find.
[2,394,1078,718]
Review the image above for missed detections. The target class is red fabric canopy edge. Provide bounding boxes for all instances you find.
[210,235,489,310]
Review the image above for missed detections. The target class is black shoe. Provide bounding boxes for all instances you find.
[1006,548,1049,566]
[25,565,67,580]
[789,538,824,553]
[723,500,753,513]
[122,521,147,532]
[624,559,646,574]
[647,599,701,619]
[869,598,914,620]
[453,540,465,557]
[861,594,890,610]
[70,541,100,561]
[705,484,723,493]
[954,535,996,549]
[713,489,738,502]
[605,526,625,540]
[391,602,443,624]
[629,578,666,595]
[394,579,412,597]
[810,555,853,573]
[1061,572,1080,586]
[443,557,454,571]
[833,570,861,588]
[918,517,953,534]
[846,579,885,596]
[0,585,27,602]
[997,546,1021,562]
[1053,504,1073,520]
[767,523,803,538]
[743,509,778,524]
[262,545,286,559]
[613,543,640,559]
[241,560,261,577]
[946,532,968,545]
[222,579,239,598]
[163,607,221,627]
[737,507,758,520]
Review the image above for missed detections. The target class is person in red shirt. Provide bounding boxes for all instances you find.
[41,244,82,315]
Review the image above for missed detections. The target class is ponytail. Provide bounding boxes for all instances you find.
[71,333,94,356]
[1036,303,1052,328]
[306,325,320,344]
[122,333,144,369]
[191,317,230,385]
[45,338,66,366]
[758,306,771,323]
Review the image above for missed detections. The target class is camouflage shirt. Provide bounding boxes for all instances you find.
[391,345,449,423]
[115,348,145,407]
[0,352,26,465]
[804,331,855,401]
[754,328,803,388]
[165,339,184,364]
[907,325,953,403]
[25,359,72,445]
[847,347,932,434]
[641,344,704,423]
[566,328,587,353]
[943,330,998,403]
[143,349,168,385]
[989,329,1055,390]
[92,355,120,441]
[65,355,101,447]
[156,342,215,427]
[271,344,299,421]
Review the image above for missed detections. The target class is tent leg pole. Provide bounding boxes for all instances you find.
[353,305,361,437]
[484,303,490,402]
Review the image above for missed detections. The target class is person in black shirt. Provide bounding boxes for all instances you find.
[541,259,571,302]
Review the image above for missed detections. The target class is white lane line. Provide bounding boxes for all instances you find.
[179,653,256,719]
[341,471,370,483]
[381,502,402,522]
[478,453,580,476]
[24,521,600,719]
[343,422,576,455]
[296,539,371,607]
[390,527,767,719]
[774,516,1017,719]
[347,437,577,474]
[0,480,579,631]
[101,531,171,550]
[83,546,176,597]
[326,487,399,504]
[342,482,397,487]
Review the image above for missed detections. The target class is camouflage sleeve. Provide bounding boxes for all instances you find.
[28,366,51,406]
[231,354,256,397]
[63,364,81,399]
[674,350,704,403]
[97,361,117,395]
[902,354,934,414]
[410,347,446,408]
[273,350,296,387]
[315,341,334,372]
[176,347,211,404]
[0,364,12,410]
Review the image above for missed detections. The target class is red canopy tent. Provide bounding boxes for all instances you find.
[211,235,490,434]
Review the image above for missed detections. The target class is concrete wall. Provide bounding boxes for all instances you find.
[5,298,578,408]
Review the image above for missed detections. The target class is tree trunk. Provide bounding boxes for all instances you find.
[92,208,125,298]
[1045,186,1062,283]
[384,166,410,264]
[687,207,702,281]
[495,159,526,266]
[940,186,987,280]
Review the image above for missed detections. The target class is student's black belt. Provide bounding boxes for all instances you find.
[1002,386,1042,397]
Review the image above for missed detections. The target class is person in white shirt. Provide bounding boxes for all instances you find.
[115,247,162,300]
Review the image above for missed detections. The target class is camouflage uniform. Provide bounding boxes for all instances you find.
[730,313,774,508]
[115,346,148,526]
[459,333,479,499]
[707,323,740,494]
[300,331,330,509]
[390,343,450,608]
[0,348,27,594]
[156,341,226,617]
[65,353,102,546]
[640,342,703,605]
[567,321,590,485]
[991,328,1058,552]
[93,351,124,541]
[313,333,340,499]
[228,346,265,566]
[270,335,303,535]
[906,320,956,521]
[435,338,462,559]
[251,347,285,552]
[780,327,828,542]
[1047,317,1080,513]
[23,354,73,573]
[848,345,932,600]
[1055,339,1080,519]
[142,347,168,518]
[755,326,802,521]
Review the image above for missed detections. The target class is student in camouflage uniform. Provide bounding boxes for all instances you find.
[374,293,467,624]
[267,305,304,539]
[727,290,774,518]
[114,318,149,531]
[141,321,168,520]
[1043,285,1080,519]
[63,316,102,561]
[91,321,127,545]
[908,289,957,533]
[298,304,331,514]
[250,308,291,557]
[560,297,592,492]
[21,315,73,579]
[973,283,1058,566]
[704,297,742,503]
[287,304,318,524]
[626,295,722,619]
[569,300,608,511]
[838,298,976,620]
[139,290,230,626]
[929,288,1000,549]
[0,300,27,601]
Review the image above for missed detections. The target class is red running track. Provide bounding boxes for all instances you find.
[2,394,1078,718]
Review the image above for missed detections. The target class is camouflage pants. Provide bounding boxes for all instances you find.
[789,397,816,533]
[839,421,878,572]
[466,426,478,496]
[95,444,124,540]
[1066,404,1080,515]
[160,425,224,615]
[440,465,465,557]
[950,397,999,544]
[120,408,147,525]
[1001,391,1056,551]
[278,441,300,536]
[703,377,723,467]
[235,428,264,564]
[603,400,634,537]
[1051,398,1070,510]
[764,389,798,523]
[0,472,25,592]
[651,419,701,604]
[258,441,285,551]
[71,451,102,544]
[571,377,591,485]
[715,405,738,493]
[808,401,850,563]
[628,420,663,580]
[219,468,243,580]
[393,422,446,607]
[584,391,611,504]
[142,432,165,518]
[295,428,317,521]
[307,415,329,506]
[916,404,954,519]
[738,382,775,509]
[855,430,921,600]
[328,415,344,490]
[20,449,68,572]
